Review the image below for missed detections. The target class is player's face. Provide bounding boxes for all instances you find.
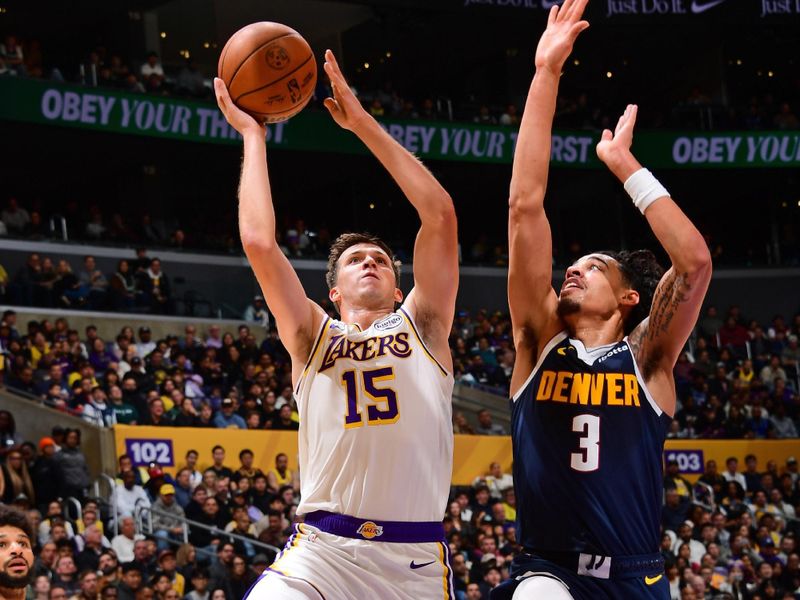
[330,244,402,311]
[557,254,636,320]
[0,526,35,588]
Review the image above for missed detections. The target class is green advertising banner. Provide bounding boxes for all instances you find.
[2,77,799,169]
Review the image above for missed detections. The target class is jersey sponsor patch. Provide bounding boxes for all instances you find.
[374,314,403,331]
[356,521,384,539]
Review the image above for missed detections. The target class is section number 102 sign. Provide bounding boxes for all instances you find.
[125,439,175,467]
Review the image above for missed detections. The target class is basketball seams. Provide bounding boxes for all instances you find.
[225,31,298,90]
[232,53,316,105]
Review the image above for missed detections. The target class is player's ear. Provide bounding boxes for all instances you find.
[329,286,341,305]
[621,289,639,307]
[393,287,403,304]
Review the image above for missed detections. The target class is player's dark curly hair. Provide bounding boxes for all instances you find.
[325,232,402,290]
[597,249,664,335]
[0,504,34,540]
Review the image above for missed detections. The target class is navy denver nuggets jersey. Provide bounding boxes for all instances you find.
[511,331,672,558]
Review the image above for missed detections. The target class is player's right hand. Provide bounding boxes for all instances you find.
[534,0,590,74]
[214,77,266,137]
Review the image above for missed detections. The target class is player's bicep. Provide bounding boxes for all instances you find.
[508,204,560,346]
[246,246,325,360]
[640,265,712,373]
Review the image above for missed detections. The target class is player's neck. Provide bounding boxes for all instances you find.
[565,314,625,349]
[339,305,394,331]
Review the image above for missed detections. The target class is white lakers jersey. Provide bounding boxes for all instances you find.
[294,305,454,522]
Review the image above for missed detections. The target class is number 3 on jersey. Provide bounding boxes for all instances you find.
[342,367,400,428]
[571,414,600,472]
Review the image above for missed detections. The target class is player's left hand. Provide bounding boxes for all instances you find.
[535,0,590,74]
[596,103,637,165]
[323,49,370,132]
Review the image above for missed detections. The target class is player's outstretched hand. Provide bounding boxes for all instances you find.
[214,77,265,137]
[323,49,370,132]
[535,0,590,74]
[596,104,637,166]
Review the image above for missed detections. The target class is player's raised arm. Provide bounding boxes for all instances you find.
[214,78,325,366]
[508,0,589,363]
[322,50,457,364]
[597,104,712,415]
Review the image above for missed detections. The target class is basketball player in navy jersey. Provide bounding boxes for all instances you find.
[492,1,712,599]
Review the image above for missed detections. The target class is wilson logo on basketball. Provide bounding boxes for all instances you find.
[356,521,384,539]
[265,45,290,69]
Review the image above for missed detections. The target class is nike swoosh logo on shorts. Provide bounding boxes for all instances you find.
[410,560,437,570]
[690,0,727,13]
[645,574,663,585]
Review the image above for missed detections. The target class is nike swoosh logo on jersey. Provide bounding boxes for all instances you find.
[691,0,727,14]
[410,560,436,570]
[645,574,663,585]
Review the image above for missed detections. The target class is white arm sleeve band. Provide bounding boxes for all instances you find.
[623,168,669,215]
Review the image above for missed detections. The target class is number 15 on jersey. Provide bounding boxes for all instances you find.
[341,367,400,428]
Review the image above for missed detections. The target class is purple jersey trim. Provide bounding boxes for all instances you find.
[303,510,445,543]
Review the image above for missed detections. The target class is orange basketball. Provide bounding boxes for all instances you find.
[218,22,317,123]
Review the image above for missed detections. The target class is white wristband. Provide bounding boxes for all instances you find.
[623,168,669,215]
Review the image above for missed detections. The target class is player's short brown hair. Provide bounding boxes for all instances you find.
[0,504,34,540]
[325,233,401,290]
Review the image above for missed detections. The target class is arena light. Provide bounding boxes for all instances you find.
[369,203,375,209]
[573,59,580,66]
[364,62,370,69]
[385,51,392,58]
[768,71,774,77]
[160,31,167,38]
[736,59,742,65]
[606,71,613,78]
[203,42,210,49]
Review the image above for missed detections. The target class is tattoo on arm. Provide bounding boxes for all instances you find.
[633,270,693,376]
[647,271,692,342]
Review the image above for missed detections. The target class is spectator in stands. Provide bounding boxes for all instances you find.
[137,259,171,314]
[155,549,184,597]
[135,328,156,360]
[52,556,78,597]
[771,402,798,438]
[1,447,35,505]
[184,568,210,600]
[745,406,775,439]
[268,404,297,431]
[175,59,205,97]
[78,256,108,310]
[116,562,143,600]
[188,498,225,558]
[242,296,269,328]
[82,387,116,427]
[760,355,788,390]
[722,456,747,493]
[109,260,137,310]
[31,438,60,511]
[1,197,30,234]
[115,470,150,518]
[212,398,245,429]
[53,429,90,502]
[142,398,172,427]
[266,453,297,496]
[474,409,505,435]
[151,484,185,551]
[499,104,519,126]
[140,53,165,85]
[75,525,104,573]
[110,517,141,564]
[472,462,512,501]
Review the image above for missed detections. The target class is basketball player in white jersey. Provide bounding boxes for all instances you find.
[214,49,457,600]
